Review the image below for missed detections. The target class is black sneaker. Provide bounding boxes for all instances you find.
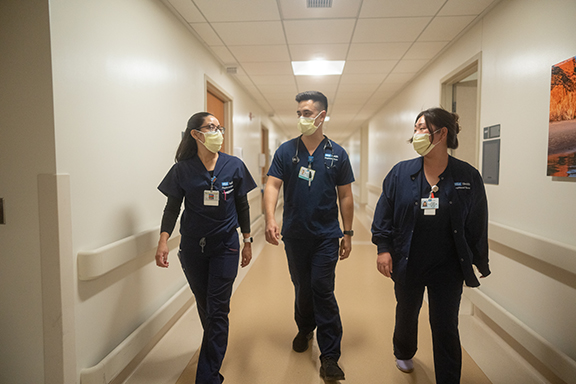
[292,331,313,352]
[320,357,345,381]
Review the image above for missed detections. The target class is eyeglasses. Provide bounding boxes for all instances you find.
[199,124,226,134]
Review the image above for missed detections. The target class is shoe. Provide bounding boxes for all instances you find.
[292,331,313,352]
[395,358,414,373]
[320,357,345,381]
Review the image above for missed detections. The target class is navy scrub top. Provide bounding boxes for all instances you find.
[267,136,355,239]
[158,152,257,238]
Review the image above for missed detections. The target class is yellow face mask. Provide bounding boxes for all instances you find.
[199,130,223,153]
[412,133,435,156]
[297,113,322,136]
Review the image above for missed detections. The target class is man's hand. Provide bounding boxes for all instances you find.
[339,235,351,260]
[265,219,280,245]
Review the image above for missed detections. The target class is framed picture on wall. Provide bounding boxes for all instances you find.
[547,56,576,177]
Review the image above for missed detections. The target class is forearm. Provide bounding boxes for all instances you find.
[339,194,354,231]
[263,182,280,222]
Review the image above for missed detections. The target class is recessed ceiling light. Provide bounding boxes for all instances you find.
[291,60,345,76]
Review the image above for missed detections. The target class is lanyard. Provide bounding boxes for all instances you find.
[308,156,314,187]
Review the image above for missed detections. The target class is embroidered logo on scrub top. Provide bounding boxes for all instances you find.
[454,182,471,190]
[221,180,234,200]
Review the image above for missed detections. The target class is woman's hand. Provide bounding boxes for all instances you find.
[241,243,252,267]
[377,252,393,278]
[155,233,170,268]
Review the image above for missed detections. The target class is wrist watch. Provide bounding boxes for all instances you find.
[243,237,253,243]
[343,230,354,236]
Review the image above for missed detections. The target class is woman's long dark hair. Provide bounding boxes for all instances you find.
[175,112,213,162]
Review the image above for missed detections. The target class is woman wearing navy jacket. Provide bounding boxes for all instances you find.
[155,112,257,384]
[371,107,490,384]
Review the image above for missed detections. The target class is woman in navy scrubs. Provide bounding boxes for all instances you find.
[155,112,257,384]
[371,107,490,384]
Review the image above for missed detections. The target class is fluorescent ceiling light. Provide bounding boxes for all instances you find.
[292,60,345,76]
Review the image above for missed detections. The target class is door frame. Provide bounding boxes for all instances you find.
[206,76,233,154]
[440,53,482,165]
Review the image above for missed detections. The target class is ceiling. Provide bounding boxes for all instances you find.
[163,0,498,141]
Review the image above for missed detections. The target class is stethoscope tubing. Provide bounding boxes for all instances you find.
[292,135,334,169]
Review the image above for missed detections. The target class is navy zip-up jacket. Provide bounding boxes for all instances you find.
[371,156,490,287]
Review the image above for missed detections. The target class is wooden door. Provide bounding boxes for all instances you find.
[207,90,226,153]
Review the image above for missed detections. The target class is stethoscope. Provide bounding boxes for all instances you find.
[292,135,335,169]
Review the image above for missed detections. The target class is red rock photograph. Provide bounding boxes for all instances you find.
[548,56,576,177]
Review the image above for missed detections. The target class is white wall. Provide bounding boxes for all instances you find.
[0,1,56,383]
[363,0,576,364]
[2,0,286,382]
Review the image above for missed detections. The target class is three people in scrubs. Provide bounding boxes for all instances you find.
[371,107,490,383]
[264,91,355,381]
[155,112,257,384]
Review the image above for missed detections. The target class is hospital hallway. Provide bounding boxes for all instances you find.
[121,208,543,384]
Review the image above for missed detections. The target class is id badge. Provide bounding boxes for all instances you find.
[421,197,439,215]
[204,190,219,206]
[298,166,315,182]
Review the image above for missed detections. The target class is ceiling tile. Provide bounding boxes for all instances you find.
[229,45,290,63]
[209,46,236,64]
[337,82,380,94]
[439,0,497,16]
[190,23,223,46]
[352,17,430,43]
[343,60,397,74]
[212,21,285,45]
[359,0,446,17]
[288,43,349,61]
[393,59,429,74]
[418,15,476,42]
[340,73,387,84]
[192,0,280,22]
[257,84,298,94]
[347,42,411,60]
[279,0,363,19]
[333,92,372,104]
[284,19,356,44]
[403,41,448,59]
[249,75,296,86]
[241,61,293,76]
[168,0,205,22]
[384,73,414,84]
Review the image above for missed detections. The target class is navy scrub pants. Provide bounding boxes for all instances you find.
[283,237,342,361]
[179,232,240,384]
[393,268,464,384]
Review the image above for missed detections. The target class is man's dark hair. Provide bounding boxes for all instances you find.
[295,91,328,112]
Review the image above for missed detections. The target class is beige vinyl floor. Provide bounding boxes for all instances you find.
[174,216,491,384]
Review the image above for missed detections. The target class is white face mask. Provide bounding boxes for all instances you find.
[412,132,436,156]
[297,113,322,136]
[199,130,223,153]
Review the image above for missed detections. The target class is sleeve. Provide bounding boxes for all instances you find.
[267,144,285,180]
[466,170,490,277]
[158,164,185,199]
[160,195,183,235]
[235,194,251,234]
[371,168,397,254]
[335,149,355,186]
[235,159,258,197]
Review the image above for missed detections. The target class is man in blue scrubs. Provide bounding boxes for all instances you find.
[264,91,354,381]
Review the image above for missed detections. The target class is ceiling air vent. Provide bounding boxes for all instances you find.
[307,0,332,8]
